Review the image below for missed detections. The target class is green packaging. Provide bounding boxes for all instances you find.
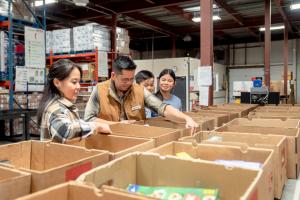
[127,184,219,200]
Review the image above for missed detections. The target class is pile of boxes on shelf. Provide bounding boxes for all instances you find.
[0,0,35,22]
[46,23,130,54]
[0,31,8,79]
[0,92,42,110]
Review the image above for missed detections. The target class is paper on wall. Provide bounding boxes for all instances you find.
[98,51,108,77]
[199,86,209,106]
[25,26,45,68]
[198,66,212,86]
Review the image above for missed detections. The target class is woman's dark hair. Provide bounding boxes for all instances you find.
[135,70,154,84]
[37,59,82,127]
[155,68,176,101]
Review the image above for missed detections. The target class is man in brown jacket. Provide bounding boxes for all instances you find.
[84,56,198,133]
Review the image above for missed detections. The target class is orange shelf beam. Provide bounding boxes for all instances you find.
[0,21,10,27]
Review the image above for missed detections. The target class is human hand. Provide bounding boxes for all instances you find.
[90,122,112,134]
[185,117,199,135]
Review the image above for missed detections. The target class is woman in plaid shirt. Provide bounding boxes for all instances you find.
[37,59,111,143]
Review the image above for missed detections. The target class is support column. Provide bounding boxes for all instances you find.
[264,0,271,87]
[111,14,117,59]
[172,36,176,58]
[284,23,288,96]
[200,0,214,105]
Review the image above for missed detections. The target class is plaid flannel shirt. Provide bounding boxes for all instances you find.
[40,97,92,143]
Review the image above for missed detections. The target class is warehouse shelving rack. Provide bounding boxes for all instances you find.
[0,0,46,141]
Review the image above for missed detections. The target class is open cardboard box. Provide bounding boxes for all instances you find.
[226,118,300,128]
[109,123,181,147]
[135,117,214,137]
[0,165,31,200]
[150,141,274,200]
[197,109,239,121]
[180,132,287,199]
[184,112,230,127]
[77,152,263,200]
[203,106,248,117]
[66,134,155,160]
[0,141,109,192]
[248,111,300,120]
[215,125,299,179]
[16,181,154,200]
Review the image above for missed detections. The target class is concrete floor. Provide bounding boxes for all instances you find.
[281,178,300,200]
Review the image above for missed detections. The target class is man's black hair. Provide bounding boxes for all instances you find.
[112,56,137,75]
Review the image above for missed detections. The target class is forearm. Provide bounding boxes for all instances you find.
[163,105,191,122]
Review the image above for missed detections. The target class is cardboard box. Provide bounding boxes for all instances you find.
[110,124,181,147]
[0,165,31,200]
[215,125,299,179]
[77,152,263,200]
[248,111,300,120]
[150,141,274,200]
[184,111,230,127]
[197,109,239,121]
[0,141,109,192]
[66,134,155,160]
[135,117,213,137]
[180,132,287,199]
[227,118,300,128]
[16,181,153,200]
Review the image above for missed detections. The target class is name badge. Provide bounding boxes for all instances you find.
[132,105,142,111]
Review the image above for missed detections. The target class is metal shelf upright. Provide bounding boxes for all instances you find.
[0,0,47,111]
[0,0,46,141]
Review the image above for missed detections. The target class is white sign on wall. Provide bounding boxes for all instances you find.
[25,26,45,68]
[198,66,212,86]
[15,66,44,91]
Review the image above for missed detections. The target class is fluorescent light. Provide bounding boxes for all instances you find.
[183,4,217,12]
[34,0,57,7]
[259,25,285,31]
[290,3,300,10]
[192,15,221,23]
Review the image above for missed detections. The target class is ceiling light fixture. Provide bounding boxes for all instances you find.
[259,25,285,31]
[192,15,221,23]
[183,4,217,12]
[34,0,57,7]
[72,0,89,6]
[290,3,300,10]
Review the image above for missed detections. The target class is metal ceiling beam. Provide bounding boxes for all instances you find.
[214,0,258,37]
[274,0,293,32]
[125,12,176,36]
[165,5,194,22]
[93,0,198,14]
[175,13,300,34]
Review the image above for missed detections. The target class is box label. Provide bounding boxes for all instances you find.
[65,162,92,181]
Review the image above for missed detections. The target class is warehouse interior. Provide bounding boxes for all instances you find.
[1,0,300,200]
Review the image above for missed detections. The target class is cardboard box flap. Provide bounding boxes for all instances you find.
[217,125,299,137]
[150,141,273,163]
[110,124,178,138]
[227,118,300,128]
[17,181,155,200]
